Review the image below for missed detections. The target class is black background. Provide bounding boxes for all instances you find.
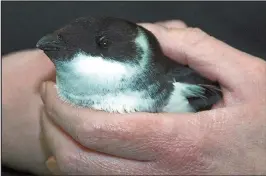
[2,1,266,60]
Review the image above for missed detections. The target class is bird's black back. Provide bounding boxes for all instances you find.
[140,26,223,111]
[165,57,222,111]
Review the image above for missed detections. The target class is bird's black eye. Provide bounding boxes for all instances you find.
[57,34,63,41]
[96,35,110,48]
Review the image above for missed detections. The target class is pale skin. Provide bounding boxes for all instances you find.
[2,20,266,175]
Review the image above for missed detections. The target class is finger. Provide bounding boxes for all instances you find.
[140,24,265,90]
[3,49,56,83]
[42,85,266,175]
[155,20,187,29]
[41,81,203,161]
[41,81,164,161]
[41,109,158,175]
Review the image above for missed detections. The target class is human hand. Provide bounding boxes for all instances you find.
[41,20,266,175]
[2,49,56,175]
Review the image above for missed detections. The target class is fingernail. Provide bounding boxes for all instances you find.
[46,156,62,175]
[40,82,47,103]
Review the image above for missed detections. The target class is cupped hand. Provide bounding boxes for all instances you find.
[41,20,266,175]
[2,49,56,175]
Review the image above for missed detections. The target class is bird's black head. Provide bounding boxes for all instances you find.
[36,16,161,104]
[36,16,146,63]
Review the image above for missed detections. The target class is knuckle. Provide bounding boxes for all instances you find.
[252,58,266,72]
[190,27,204,34]
[249,59,266,83]
[77,117,132,144]
[75,122,101,145]
[160,20,187,29]
[257,60,266,77]
[85,115,160,138]
[126,114,165,136]
[56,151,79,173]
[182,27,211,48]
[174,20,187,27]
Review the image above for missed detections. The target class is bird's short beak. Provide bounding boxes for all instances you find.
[36,34,63,51]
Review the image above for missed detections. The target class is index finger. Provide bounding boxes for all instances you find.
[41,81,204,161]
[140,24,266,90]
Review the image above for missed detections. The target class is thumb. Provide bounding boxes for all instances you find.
[141,24,264,90]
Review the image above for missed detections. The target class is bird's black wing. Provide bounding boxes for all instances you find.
[165,57,223,112]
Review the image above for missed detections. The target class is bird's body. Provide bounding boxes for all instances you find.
[37,17,222,113]
[54,52,203,113]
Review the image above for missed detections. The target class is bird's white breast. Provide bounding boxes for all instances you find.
[70,53,138,84]
[55,53,156,113]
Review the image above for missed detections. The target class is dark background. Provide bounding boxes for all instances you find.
[1,1,266,176]
[1,1,266,60]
